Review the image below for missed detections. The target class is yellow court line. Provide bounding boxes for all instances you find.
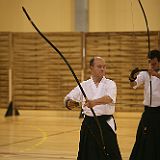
[20,127,48,153]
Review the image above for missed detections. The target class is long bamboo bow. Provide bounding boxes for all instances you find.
[138,0,152,106]
[22,6,108,158]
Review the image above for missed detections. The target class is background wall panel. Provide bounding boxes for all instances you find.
[0,32,10,108]
[12,32,83,110]
[0,31,159,111]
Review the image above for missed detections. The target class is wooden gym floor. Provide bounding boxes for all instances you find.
[0,109,142,160]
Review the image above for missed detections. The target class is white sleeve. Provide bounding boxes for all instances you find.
[107,81,117,104]
[133,72,145,89]
[64,85,83,103]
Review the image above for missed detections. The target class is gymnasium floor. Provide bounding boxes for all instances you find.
[0,109,142,160]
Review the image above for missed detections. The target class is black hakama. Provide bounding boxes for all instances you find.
[130,106,160,160]
[77,115,122,160]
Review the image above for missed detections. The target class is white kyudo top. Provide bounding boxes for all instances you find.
[134,71,160,107]
[64,76,117,117]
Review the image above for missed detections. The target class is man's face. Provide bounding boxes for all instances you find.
[90,58,106,78]
[148,57,160,71]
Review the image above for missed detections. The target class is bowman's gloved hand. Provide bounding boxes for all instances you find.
[65,99,80,110]
[129,67,140,82]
